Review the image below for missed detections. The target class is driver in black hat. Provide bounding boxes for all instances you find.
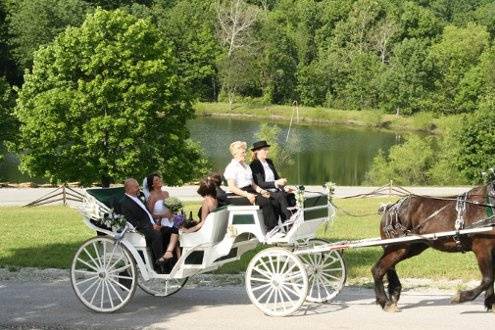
[250,140,292,222]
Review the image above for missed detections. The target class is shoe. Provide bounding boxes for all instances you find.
[154,262,165,274]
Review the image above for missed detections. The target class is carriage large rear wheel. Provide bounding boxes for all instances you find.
[71,237,137,313]
[245,247,308,316]
[138,275,188,297]
[298,239,346,303]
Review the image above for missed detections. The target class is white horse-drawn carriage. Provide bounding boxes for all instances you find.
[70,186,346,316]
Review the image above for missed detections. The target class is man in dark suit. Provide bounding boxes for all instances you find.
[119,178,165,267]
[250,140,292,221]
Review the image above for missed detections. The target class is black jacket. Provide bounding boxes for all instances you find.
[250,158,280,190]
[119,194,153,231]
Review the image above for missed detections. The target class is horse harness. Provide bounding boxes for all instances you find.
[452,183,495,252]
[383,184,495,251]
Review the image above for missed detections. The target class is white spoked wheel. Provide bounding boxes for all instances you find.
[138,274,188,297]
[71,237,137,313]
[245,247,308,316]
[299,239,346,303]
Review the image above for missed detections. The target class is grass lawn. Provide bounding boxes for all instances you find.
[0,198,481,280]
[195,102,463,135]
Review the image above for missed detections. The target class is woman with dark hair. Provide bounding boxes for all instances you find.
[249,140,292,221]
[145,173,179,262]
[182,177,218,233]
[210,172,229,206]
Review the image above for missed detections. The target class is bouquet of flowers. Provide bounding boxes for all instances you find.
[164,197,185,229]
[172,212,185,228]
[164,197,184,214]
[100,210,127,231]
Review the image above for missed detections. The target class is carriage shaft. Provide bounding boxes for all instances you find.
[294,226,495,255]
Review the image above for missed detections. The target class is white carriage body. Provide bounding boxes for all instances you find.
[79,187,335,281]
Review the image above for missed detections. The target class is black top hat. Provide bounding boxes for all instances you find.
[251,140,271,151]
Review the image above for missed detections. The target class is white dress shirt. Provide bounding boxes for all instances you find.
[224,159,253,190]
[260,159,275,182]
[125,193,155,225]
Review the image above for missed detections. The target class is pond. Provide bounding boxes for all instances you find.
[188,117,399,185]
[0,117,400,185]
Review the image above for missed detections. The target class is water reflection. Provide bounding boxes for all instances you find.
[0,117,399,185]
[188,117,398,185]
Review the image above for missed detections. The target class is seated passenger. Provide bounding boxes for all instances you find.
[145,173,179,261]
[210,173,229,207]
[250,140,292,221]
[119,178,170,272]
[181,177,218,233]
[223,141,280,231]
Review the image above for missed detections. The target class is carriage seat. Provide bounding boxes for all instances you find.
[180,206,229,248]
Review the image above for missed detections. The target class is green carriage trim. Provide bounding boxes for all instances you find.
[232,214,255,225]
[86,187,125,208]
[304,207,329,221]
[303,195,328,208]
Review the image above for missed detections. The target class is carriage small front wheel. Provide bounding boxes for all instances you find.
[245,247,309,316]
[71,237,137,313]
[298,239,346,303]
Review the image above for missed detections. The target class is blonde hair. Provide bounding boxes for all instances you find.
[229,141,247,157]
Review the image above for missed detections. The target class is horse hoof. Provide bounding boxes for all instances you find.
[450,292,461,304]
[384,303,400,313]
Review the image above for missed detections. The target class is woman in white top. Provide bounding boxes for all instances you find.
[224,141,278,230]
[146,173,179,261]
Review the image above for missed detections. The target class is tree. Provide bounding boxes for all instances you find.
[378,37,433,114]
[14,9,208,186]
[365,135,436,186]
[454,96,495,183]
[216,0,259,108]
[156,0,222,101]
[0,0,19,84]
[6,0,90,69]
[82,0,154,9]
[0,76,16,156]
[428,23,490,114]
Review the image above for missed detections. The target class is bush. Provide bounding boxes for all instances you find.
[365,135,435,186]
[411,112,436,131]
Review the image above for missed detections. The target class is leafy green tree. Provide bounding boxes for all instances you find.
[428,116,467,185]
[365,135,435,185]
[252,123,297,168]
[14,9,208,186]
[82,0,154,9]
[398,1,442,39]
[156,0,221,101]
[378,38,433,114]
[454,96,495,183]
[0,0,19,83]
[257,8,298,103]
[0,76,16,156]
[216,0,260,107]
[6,0,90,69]
[428,23,490,114]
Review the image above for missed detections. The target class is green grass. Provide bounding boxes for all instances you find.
[0,199,481,280]
[195,102,464,135]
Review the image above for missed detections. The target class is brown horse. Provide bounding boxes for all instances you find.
[372,183,495,312]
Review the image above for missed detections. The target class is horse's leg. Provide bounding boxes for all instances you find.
[372,246,408,312]
[387,243,429,305]
[483,252,495,311]
[451,241,494,305]
[386,268,400,303]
